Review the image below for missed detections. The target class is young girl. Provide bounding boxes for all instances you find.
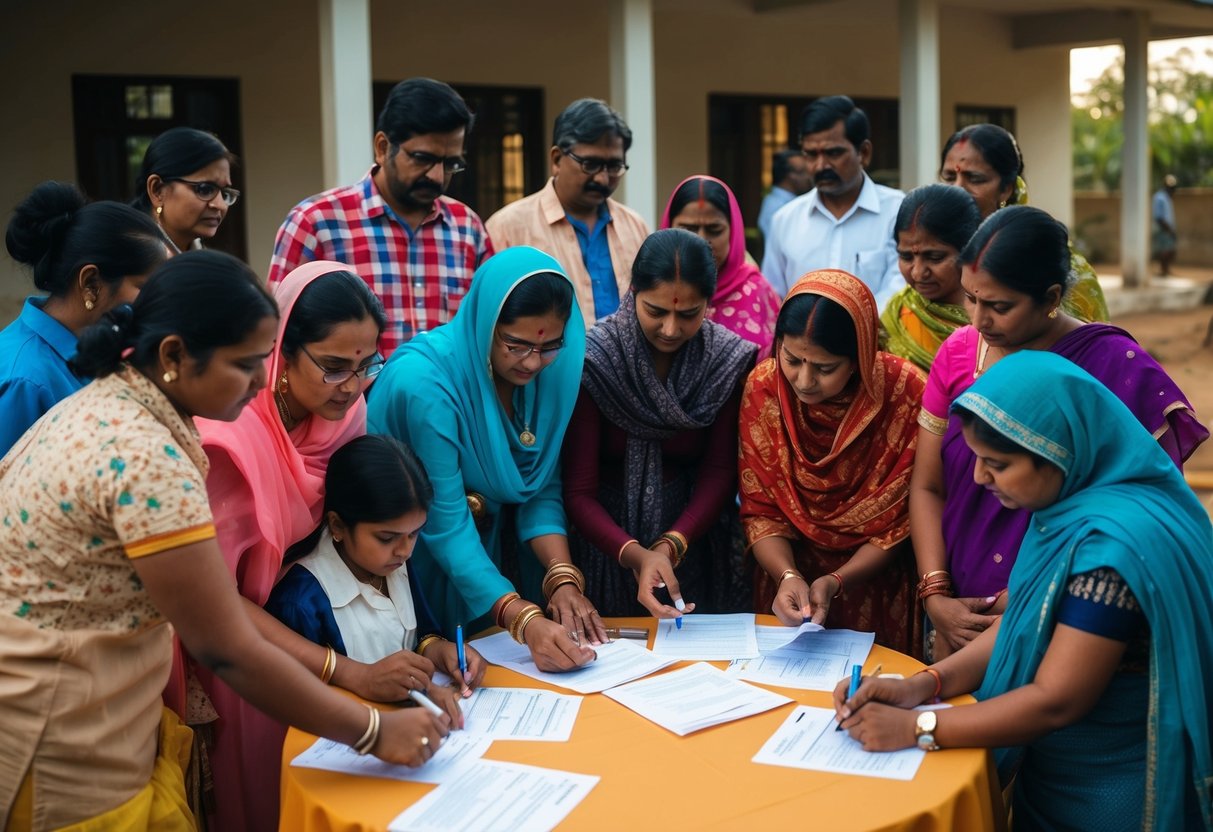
[267,434,484,697]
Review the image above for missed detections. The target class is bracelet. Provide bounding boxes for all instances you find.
[921,569,951,582]
[920,667,943,700]
[542,563,586,601]
[352,705,381,755]
[493,592,521,629]
[616,538,639,563]
[510,605,545,645]
[829,572,844,598]
[657,530,688,568]
[319,646,337,684]
[416,635,444,657]
[777,569,804,585]
[919,583,955,601]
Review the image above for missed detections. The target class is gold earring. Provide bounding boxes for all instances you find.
[998,199,1007,210]
[156,205,163,217]
[163,369,178,383]
[1048,308,1059,319]
[84,298,95,311]
[277,372,289,394]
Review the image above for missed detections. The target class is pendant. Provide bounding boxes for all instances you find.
[519,429,536,447]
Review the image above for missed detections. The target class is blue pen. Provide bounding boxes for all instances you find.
[674,598,685,629]
[836,663,864,731]
[455,624,468,679]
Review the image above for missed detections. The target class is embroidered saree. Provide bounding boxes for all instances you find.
[739,270,925,655]
[957,352,1213,831]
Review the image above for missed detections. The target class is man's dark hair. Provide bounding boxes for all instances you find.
[798,95,870,148]
[552,99,633,152]
[376,78,474,144]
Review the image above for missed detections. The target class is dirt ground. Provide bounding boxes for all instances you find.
[1104,267,1213,514]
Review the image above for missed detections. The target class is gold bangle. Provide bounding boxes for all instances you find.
[494,592,521,629]
[921,569,950,581]
[510,606,544,644]
[517,608,545,643]
[416,635,444,657]
[542,563,585,601]
[616,538,639,563]
[777,569,803,585]
[319,646,336,684]
[543,577,578,602]
[657,531,688,567]
[352,705,380,755]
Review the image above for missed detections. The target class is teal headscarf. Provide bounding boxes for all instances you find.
[953,351,1213,831]
[368,247,585,631]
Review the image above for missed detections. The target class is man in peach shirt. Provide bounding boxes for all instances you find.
[486,99,649,327]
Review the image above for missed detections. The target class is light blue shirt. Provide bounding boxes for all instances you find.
[0,297,85,456]
[761,174,906,309]
[757,185,796,239]
[1152,189,1175,227]
[567,205,619,318]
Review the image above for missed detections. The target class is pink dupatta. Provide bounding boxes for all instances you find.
[171,261,369,832]
[660,175,780,353]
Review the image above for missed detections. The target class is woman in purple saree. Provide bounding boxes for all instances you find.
[910,206,1206,659]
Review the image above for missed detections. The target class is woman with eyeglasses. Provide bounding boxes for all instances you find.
[132,126,239,254]
[170,262,463,832]
[368,247,603,672]
[563,229,758,619]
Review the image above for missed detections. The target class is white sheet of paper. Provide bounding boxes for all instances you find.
[752,705,926,781]
[460,687,582,742]
[290,731,492,785]
[471,630,675,694]
[650,613,760,660]
[387,759,599,832]
[727,628,876,691]
[603,662,792,736]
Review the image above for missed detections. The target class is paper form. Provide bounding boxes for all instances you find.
[727,628,876,691]
[650,613,760,660]
[471,630,675,694]
[290,731,492,784]
[752,705,926,780]
[387,759,599,832]
[603,662,792,736]
[460,687,582,741]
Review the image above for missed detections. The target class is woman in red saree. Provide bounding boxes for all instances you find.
[739,270,924,656]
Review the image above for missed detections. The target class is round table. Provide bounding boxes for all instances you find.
[280,617,1005,831]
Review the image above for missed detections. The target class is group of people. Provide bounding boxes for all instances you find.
[1,76,1211,832]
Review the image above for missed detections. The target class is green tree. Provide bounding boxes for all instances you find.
[1072,47,1213,190]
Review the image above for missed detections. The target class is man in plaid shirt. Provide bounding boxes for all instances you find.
[268,78,493,356]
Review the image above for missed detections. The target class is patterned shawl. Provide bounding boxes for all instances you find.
[581,290,757,545]
[740,270,924,551]
[880,285,969,371]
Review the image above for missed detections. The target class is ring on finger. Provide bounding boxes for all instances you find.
[420,735,429,747]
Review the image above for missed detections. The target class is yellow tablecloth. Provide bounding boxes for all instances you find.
[280,617,1005,831]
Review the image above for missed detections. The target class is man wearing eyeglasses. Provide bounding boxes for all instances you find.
[269,78,492,357]
[486,98,649,326]
[761,96,904,309]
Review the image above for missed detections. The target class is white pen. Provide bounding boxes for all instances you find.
[409,689,445,717]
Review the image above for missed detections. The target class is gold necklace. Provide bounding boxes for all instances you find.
[517,394,536,446]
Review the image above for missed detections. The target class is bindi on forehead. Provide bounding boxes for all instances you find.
[537,328,544,337]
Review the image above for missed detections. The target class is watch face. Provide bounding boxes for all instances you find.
[916,710,937,733]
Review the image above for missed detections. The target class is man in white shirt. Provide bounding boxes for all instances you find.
[761,96,904,308]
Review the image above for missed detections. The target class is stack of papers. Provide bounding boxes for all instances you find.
[753,705,926,781]
[727,628,875,691]
[471,630,675,694]
[603,662,792,736]
[650,613,760,660]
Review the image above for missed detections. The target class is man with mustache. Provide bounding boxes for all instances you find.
[486,98,649,326]
[761,96,904,308]
[269,78,492,356]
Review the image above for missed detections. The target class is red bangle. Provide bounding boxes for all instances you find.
[829,572,844,598]
[922,667,943,699]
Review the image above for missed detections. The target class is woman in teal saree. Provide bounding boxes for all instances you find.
[833,351,1213,830]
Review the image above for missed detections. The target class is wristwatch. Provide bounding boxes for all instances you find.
[915,710,940,751]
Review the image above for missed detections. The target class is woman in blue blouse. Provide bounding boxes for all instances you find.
[1,181,166,454]
[368,247,601,672]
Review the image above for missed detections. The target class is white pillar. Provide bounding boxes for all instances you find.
[609,0,658,228]
[898,0,941,190]
[318,0,374,188]
[1120,12,1150,289]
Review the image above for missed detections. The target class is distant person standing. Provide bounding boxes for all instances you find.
[1152,174,1179,277]
[486,99,649,326]
[269,78,492,356]
[757,149,811,239]
[761,96,904,308]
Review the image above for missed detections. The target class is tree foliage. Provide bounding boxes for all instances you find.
[1072,46,1213,190]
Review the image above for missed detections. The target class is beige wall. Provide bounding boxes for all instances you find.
[1075,189,1213,266]
[0,0,1074,320]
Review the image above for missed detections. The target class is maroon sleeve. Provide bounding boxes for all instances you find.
[668,387,742,543]
[562,389,635,562]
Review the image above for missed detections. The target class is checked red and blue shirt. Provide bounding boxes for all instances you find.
[268,169,493,356]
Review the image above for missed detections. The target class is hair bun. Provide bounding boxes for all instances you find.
[5,181,88,285]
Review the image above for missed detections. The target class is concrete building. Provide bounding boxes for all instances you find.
[3,0,1212,316]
